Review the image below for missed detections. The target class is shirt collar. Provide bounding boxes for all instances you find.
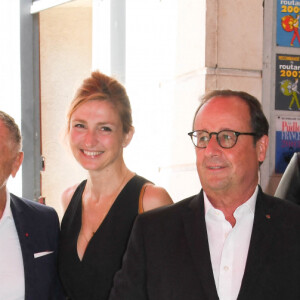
[204,186,258,216]
[1,189,13,220]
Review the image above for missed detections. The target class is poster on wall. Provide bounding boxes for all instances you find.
[276,54,300,111]
[275,115,300,173]
[277,0,300,47]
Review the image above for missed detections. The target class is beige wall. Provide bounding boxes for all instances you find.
[40,5,92,217]
[205,0,263,96]
[157,0,264,200]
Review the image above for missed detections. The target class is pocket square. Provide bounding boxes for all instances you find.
[34,251,54,258]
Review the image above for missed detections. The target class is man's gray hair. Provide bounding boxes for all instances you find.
[0,111,22,151]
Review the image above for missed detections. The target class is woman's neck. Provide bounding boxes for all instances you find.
[84,165,134,202]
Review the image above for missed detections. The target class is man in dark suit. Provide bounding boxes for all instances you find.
[109,90,300,300]
[0,111,64,299]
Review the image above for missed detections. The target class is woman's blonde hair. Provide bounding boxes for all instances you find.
[67,71,133,133]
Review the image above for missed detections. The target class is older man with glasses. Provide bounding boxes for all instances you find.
[109,90,300,300]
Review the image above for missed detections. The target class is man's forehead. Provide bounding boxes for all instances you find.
[0,120,8,134]
[0,121,10,137]
[195,96,251,130]
[0,121,15,147]
[198,96,250,116]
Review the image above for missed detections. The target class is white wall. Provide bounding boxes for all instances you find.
[124,0,203,201]
[0,1,22,196]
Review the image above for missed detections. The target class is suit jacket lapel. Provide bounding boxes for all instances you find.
[10,194,36,300]
[238,188,276,298]
[183,191,219,300]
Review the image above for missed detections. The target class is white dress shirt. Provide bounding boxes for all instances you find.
[0,190,25,300]
[204,186,258,300]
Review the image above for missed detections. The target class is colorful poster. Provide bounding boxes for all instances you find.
[275,115,300,173]
[277,0,300,47]
[275,54,300,111]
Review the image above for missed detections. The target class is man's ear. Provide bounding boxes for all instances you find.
[122,127,135,148]
[11,152,24,178]
[256,135,269,164]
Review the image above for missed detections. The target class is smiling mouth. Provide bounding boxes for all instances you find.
[207,166,225,170]
[81,150,104,157]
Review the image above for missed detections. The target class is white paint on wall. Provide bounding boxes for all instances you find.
[0,1,22,196]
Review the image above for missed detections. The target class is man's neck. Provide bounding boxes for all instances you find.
[0,187,8,219]
[204,185,258,227]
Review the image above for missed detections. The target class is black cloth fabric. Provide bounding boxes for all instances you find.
[58,174,149,300]
[109,187,300,300]
[10,193,65,300]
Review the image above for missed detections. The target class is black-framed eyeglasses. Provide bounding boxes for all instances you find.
[188,130,257,149]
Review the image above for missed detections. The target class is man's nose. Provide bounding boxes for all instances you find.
[205,134,221,153]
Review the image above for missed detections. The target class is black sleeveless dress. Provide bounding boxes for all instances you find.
[58,175,149,300]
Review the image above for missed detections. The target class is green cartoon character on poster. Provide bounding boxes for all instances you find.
[276,54,300,110]
[280,78,300,110]
[289,78,300,109]
[280,79,292,96]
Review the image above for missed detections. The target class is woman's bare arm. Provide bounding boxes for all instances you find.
[141,185,173,213]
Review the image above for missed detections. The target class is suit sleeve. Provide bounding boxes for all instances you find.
[48,209,65,300]
[109,216,148,300]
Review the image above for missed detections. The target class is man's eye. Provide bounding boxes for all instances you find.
[220,133,233,141]
[199,135,209,142]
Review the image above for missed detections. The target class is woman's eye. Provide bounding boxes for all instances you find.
[100,126,112,132]
[74,123,85,129]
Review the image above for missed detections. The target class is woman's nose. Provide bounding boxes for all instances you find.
[84,130,98,147]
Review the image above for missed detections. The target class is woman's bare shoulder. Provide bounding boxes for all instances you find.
[142,185,173,213]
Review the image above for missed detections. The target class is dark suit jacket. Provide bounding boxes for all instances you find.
[109,187,300,300]
[10,193,64,300]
